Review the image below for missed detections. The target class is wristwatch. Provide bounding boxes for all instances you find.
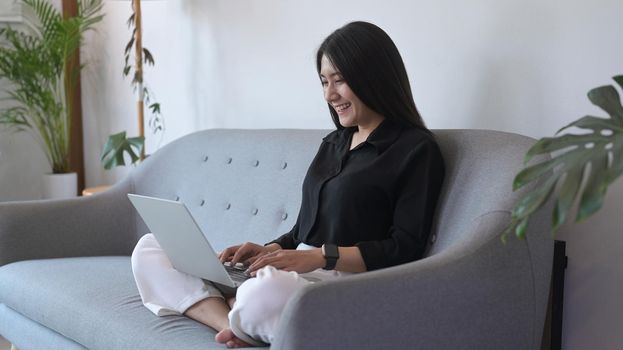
[321,243,339,270]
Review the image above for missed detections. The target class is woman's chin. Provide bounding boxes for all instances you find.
[338,115,356,128]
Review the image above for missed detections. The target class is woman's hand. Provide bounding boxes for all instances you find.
[246,249,325,276]
[218,242,281,266]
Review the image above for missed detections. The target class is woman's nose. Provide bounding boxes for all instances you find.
[324,85,339,102]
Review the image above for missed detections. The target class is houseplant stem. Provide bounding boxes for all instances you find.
[133,0,145,161]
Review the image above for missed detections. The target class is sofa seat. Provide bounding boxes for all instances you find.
[0,257,264,350]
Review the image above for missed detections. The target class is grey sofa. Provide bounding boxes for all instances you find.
[0,128,553,350]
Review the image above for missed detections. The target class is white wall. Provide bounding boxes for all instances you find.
[5,0,623,347]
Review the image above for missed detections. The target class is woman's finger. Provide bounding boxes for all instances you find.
[248,254,276,272]
[231,244,252,264]
[249,254,294,275]
[245,255,261,265]
[218,248,231,263]
[247,256,267,271]
[220,245,242,263]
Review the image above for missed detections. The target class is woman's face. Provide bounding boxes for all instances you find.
[319,55,383,128]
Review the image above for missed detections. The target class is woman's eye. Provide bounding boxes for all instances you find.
[321,81,328,86]
[335,79,344,84]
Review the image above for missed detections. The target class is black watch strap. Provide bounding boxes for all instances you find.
[322,243,339,270]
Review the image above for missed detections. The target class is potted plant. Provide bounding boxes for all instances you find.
[100,0,163,170]
[0,0,103,198]
[505,75,623,239]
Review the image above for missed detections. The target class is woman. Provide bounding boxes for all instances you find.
[131,21,445,348]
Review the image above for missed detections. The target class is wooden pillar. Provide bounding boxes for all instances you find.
[62,0,85,193]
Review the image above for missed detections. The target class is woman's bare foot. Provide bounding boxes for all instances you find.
[215,328,253,348]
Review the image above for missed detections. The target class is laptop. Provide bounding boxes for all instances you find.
[127,193,252,288]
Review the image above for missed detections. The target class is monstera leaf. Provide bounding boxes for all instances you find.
[101,131,144,170]
[505,75,623,240]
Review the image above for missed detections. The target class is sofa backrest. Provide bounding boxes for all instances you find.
[425,129,541,256]
[129,128,542,256]
[130,129,327,252]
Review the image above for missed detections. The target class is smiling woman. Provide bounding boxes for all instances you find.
[130,21,445,348]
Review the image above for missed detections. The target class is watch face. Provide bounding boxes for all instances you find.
[324,244,339,259]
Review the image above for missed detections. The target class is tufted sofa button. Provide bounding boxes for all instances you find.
[175,196,180,201]
[253,160,259,167]
[226,157,232,164]
[281,162,287,169]
[226,203,231,210]
[281,213,288,220]
[200,199,205,206]
[203,155,209,162]
[252,208,258,215]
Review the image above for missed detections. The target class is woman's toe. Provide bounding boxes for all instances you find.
[215,328,235,344]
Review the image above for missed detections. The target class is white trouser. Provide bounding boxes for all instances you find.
[131,233,351,346]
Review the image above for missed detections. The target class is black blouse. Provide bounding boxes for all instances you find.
[266,119,445,271]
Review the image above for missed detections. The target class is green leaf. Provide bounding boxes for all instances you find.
[577,153,609,222]
[512,176,557,219]
[524,134,605,163]
[613,75,623,95]
[587,85,623,124]
[126,13,135,28]
[514,156,560,190]
[124,37,135,55]
[100,131,144,170]
[607,137,623,183]
[507,75,623,241]
[143,48,154,65]
[556,115,623,135]
[515,217,529,239]
[552,166,584,232]
[149,103,160,114]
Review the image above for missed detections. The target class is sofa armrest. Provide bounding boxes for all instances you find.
[272,211,552,350]
[0,180,138,266]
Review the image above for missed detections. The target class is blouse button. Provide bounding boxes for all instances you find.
[281,213,288,220]
[252,208,259,215]
[430,234,437,243]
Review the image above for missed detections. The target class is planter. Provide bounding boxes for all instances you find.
[42,172,77,199]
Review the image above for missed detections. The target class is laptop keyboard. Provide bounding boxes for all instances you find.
[224,263,252,282]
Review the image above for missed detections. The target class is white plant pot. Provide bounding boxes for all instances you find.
[42,172,78,199]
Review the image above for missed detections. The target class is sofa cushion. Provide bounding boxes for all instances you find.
[0,304,86,349]
[0,257,264,350]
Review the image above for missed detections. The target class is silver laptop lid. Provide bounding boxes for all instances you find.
[127,194,239,287]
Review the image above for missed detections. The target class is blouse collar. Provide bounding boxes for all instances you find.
[322,118,404,154]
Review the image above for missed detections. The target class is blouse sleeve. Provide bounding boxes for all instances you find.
[264,211,302,250]
[355,138,445,271]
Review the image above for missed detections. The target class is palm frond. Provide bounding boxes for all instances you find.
[0,0,103,173]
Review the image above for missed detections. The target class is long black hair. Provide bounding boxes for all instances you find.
[316,21,428,131]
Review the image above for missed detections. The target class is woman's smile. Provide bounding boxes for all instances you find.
[334,102,352,114]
